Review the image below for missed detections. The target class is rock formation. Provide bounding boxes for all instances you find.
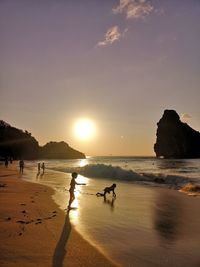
[0,120,39,160]
[0,120,85,160]
[154,110,200,158]
[39,141,85,159]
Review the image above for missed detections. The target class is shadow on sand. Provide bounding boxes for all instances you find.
[52,210,71,267]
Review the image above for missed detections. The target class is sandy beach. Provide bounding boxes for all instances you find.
[0,164,117,267]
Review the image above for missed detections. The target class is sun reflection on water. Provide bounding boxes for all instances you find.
[79,158,88,167]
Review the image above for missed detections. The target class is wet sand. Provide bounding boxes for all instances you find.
[0,164,117,267]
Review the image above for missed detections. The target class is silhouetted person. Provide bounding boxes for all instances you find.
[67,172,86,209]
[5,157,8,168]
[38,162,41,173]
[41,162,45,174]
[19,160,24,174]
[9,157,13,164]
[96,183,116,197]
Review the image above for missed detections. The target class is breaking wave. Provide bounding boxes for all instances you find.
[52,163,192,188]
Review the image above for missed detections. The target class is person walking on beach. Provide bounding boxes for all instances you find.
[68,172,86,209]
[38,162,41,173]
[41,162,45,174]
[5,157,8,168]
[19,160,24,174]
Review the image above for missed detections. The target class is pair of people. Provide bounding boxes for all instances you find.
[67,172,116,209]
[38,162,45,174]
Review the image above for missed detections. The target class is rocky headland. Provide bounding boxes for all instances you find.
[154,110,200,158]
[0,120,85,160]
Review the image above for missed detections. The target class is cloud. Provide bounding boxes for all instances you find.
[113,0,154,19]
[98,26,127,47]
[180,113,192,122]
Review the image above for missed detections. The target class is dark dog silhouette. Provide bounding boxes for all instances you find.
[96,183,116,197]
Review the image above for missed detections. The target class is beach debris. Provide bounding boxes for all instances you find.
[20,203,26,206]
[5,217,11,221]
[21,210,27,214]
[0,183,7,187]
[52,211,57,213]
[180,182,200,196]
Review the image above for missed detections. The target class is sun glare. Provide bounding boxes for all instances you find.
[74,118,96,141]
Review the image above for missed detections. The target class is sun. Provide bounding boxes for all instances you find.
[74,118,96,141]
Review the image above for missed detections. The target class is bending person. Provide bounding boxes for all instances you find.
[96,183,116,197]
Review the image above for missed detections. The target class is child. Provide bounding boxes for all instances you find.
[68,172,86,209]
[96,183,116,197]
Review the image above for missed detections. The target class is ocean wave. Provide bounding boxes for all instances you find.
[52,164,191,187]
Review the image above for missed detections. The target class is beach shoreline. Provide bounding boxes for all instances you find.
[0,164,118,267]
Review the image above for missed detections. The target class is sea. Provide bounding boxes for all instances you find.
[23,157,200,267]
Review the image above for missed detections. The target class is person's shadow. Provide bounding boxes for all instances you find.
[103,195,116,211]
[52,210,71,267]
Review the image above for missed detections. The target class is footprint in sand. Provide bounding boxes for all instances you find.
[16,220,26,224]
[44,216,52,220]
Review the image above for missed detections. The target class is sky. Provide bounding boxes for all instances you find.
[0,0,200,156]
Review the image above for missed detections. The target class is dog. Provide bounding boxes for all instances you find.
[96,183,116,197]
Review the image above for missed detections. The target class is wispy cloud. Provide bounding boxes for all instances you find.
[181,113,192,122]
[98,26,127,47]
[113,0,154,19]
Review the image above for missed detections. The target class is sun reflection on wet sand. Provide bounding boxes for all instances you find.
[70,197,79,223]
[69,174,89,224]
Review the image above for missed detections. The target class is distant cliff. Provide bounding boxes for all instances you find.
[154,110,200,158]
[0,120,39,160]
[39,141,85,159]
[0,120,85,160]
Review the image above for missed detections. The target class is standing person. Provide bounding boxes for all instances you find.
[5,157,8,168]
[37,162,41,173]
[41,162,45,174]
[68,172,86,209]
[19,160,24,175]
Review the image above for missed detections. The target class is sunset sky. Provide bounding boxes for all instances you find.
[1,0,200,156]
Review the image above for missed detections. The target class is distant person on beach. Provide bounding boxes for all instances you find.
[41,162,45,174]
[5,158,8,168]
[38,162,41,173]
[96,183,116,198]
[68,172,86,209]
[19,160,24,174]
